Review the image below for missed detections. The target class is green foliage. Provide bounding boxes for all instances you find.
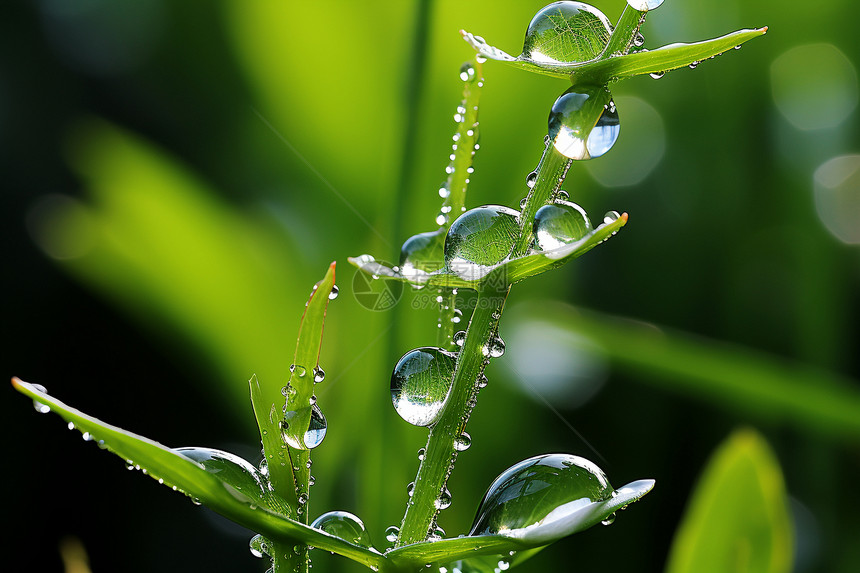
[666,429,793,573]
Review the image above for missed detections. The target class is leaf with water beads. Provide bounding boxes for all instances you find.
[461,2,766,86]
[10,378,387,570]
[349,207,627,292]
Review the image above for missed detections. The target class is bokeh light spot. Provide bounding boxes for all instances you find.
[813,154,860,245]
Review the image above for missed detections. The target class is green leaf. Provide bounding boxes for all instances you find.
[11,378,386,570]
[350,211,626,292]
[251,262,335,521]
[666,428,793,573]
[386,477,652,570]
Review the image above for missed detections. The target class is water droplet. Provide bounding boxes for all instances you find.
[439,184,451,199]
[649,70,665,79]
[497,560,511,571]
[454,432,472,451]
[444,205,520,278]
[525,171,538,189]
[384,525,400,544]
[407,482,415,497]
[601,512,616,525]
[477,374,488,388]
[689,60,699,69]
[435,488,453,510]
[436,213,449,226]
[250,534,271,558]
[522,2,612,64]
[309,395,317,406]
[470,454,614,538]
[400,228,446,277]
[482,335,506,358]
[290,364,307,378]
[627,0,665,11]
[67,422,75,430]
[459,61,477,83]
[431,525,446,540]
[556,189,570,201]
[633,32,645,48]
[280,404,328,449]
[259,458,269,477]
[328,285,339,300]
[298,492,309,505]
[313,366,326,384]
[453,330,467,346]
[549,86,620,160]
[533,201,593,251]
[603,210,620,225]
[311,511,373,548]
[391,347,457,427]
[31,384,50,413]
[418,447,426,461]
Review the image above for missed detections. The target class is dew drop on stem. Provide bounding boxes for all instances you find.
[533,201,593,251]
[548,86,620,161]
[390,347,457,427]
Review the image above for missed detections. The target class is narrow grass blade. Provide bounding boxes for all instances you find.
[11,378,386,570]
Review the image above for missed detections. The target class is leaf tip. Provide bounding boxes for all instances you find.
[11,376,23,389]
[621,212,629,224]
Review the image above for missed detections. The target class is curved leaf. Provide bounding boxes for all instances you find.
[11,378,386,570]
[666,428,793,573]
[350,212,627,292]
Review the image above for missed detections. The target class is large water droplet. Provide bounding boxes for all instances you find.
[522,2,612,64]
[313,366,326,383]
[435,488,453,510]
[454,432,472,451]
[627,0,664,10]
[400,228,446,278]
[469,454,613,538]
[311,511,373,548]
[444,205,520,278]
[548,86,619,160]
[533,201,593,251]
[249,534,271,558]
[280,404,328,449]
[391,347,457,427]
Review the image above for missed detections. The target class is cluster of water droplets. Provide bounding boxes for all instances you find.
[280,363,328,450]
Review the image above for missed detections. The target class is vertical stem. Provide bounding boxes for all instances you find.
[398,285,509,546]
[601,6,645,58]
[512,145,572,257]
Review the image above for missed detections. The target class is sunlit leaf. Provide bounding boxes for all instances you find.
[666,428,793,573]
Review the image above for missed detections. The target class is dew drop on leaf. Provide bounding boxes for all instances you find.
[627,0,664,11]
[311,510,374,548]
[548,86,620,160]
[328,285,339,300]
[454,432,472,451]
[391,347,457,427]
[400,228,446,278]
[522,2,612,64]
[649,70,665,79]
[384,525,400,544]
[453,330,467,347]
[249,534,271,558]
[444,205,520,276]
[313,366,326,384]
[482,335,506,358]
[435,488,453,510]
[459,62,477,83]
[469,453,614,537]
[533,201,593,251]
[603,210,621,224]
[281,404,328,449]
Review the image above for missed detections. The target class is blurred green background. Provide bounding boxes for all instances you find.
[3,0,859,571]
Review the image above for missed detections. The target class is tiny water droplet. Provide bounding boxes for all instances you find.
[298,492,309,505]
[601,513,616,525]
[650,71,665,79]
[454,432,472,451]
[249,534,270,558]
[290,364,307,377]
[417,447,426,461]
[313,366,326,383]
[526,171,538,189]
[498,560,511,571]
[603,210,621,224]
[435,489,453,510]
[477,374,488,388]
[31,384,50,414]
[67,422,75,430]
[391,347,457,427]
[384,525,400,544]
[633,32,645,48]
[407,482,415,497]
[689,61,699,69]
[311,511,373,548]
[328,285,339,300]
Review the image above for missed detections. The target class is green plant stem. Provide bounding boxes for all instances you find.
[512,144,572,257]
[601,6,644,59]
[397,284,509,546]
[437,60,483,350]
